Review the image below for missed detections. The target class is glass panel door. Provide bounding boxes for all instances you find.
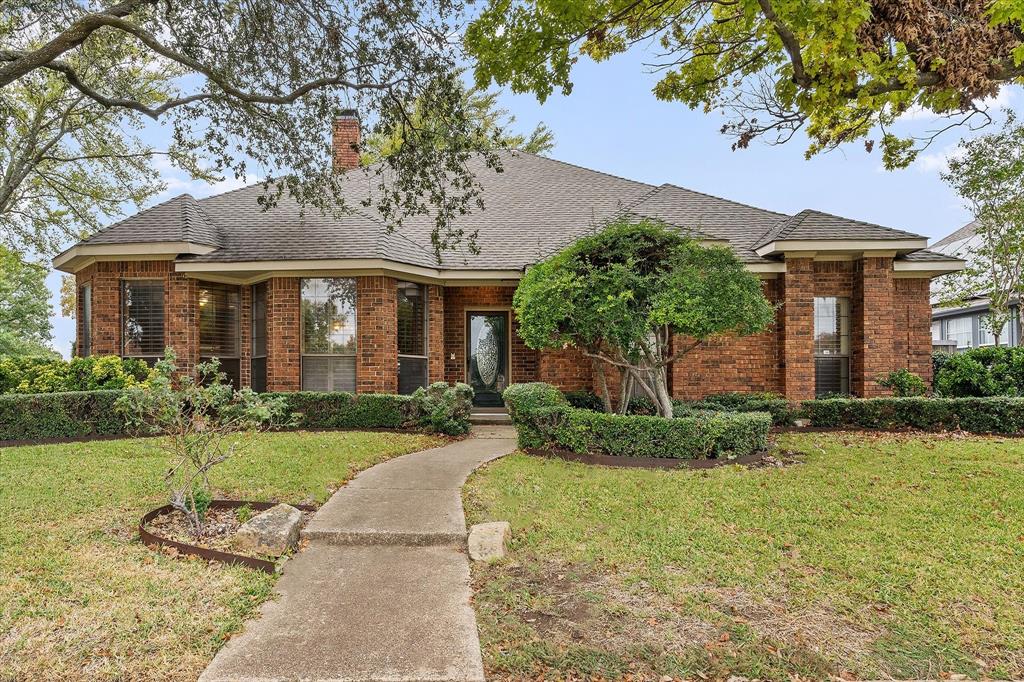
[467,312,508,407]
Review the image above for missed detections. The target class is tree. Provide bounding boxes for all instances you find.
[1,0,503,257]
[117,350,290,534]
[513,220,775,417]
[362,84,555,164]
[938,111,1024,346]
[465,0,1024,168]
[0,247,56,357]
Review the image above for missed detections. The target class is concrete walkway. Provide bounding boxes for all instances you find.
[200,425,517,682]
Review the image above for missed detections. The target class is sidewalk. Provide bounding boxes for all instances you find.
[200,426,517,682]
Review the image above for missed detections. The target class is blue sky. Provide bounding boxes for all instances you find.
[45,47,1022,356]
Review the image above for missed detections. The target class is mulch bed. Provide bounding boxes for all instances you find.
[139,499,317,574]
[524,447,798,470]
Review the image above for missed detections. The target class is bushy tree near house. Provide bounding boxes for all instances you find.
[937,112,1024,346]
[466,0,1023,168]
[0,246,56,357]
[513,220,776,418]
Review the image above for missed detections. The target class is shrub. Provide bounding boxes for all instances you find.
[801,397,1024,434]
[933,346,1024,397]
[410,382,474,435]
[0,355,150,394]
[117,350,290,534]
[563,390,604,411]
[505,382,770,458]
[0,390,129,440]
[683,391,795,426]
[274,391,411,429]
[877,368,927,397]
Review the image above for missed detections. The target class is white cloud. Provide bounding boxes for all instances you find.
[897,87,1015,123]
[152,156,256,202]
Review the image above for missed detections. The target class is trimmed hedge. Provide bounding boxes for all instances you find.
[0,390,129,440]
[272,391,412,429]
[0,355,151,394]
[505,382,771,459]
[681,391,795,426]
[802,397,1024,434]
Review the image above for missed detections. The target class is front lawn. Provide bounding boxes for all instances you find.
[0,430,439,681]
[465,432,1024,680]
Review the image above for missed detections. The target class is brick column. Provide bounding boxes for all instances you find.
[781,257,815,401]
[853,256,895,397]
[356,276,398,393]
[894,278,934,386]
[166,272,199,373]
[427,284,446,384]
[266,277,300,391]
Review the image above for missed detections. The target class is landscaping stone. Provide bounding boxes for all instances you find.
[232,503,302,556]
[468,521,511,562]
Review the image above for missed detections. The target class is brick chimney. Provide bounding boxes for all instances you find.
[332,109,360,172]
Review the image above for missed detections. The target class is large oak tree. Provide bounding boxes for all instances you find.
[1,0,507,257]
[466,0,1024,167]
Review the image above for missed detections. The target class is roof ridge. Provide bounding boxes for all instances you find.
[796,207,922,238]
[82,193,194,244]
[501,149,656,190]
[657,183,791,218]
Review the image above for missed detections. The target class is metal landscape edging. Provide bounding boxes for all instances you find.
[139,499,317,574]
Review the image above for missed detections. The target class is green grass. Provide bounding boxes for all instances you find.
[464,432,1024,680]
[0,430,439,682]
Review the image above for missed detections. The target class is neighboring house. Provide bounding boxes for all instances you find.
[54,113,963,404]
[930,221,1021,352]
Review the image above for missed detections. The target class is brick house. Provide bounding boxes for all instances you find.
[54,113,963,405]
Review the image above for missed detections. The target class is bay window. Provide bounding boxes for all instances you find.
[397,281,428,394]
[814,296,850,397]
[121,280,164,362]
[301,278,357,392]
[199,282,241,387]
[251,282,267,392]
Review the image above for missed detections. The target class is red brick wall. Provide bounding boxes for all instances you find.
[893,277,933,386]
[266,277,300,391]
[356,276,398,393]
[427,284,446,383]
[671,278,783,399]
[853,257,895,397]
[443,286,538,385]
[538,346,593,391]
[781,257,816,401]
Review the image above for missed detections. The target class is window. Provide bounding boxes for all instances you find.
[814,296,850,397]
[397,281,428,394]
[121,280,164,360]
[931,321,941,342]
[199,282,241,387]
[251,282,267,392]
[978,317,994,346]
[79,284,92,356]
[945,316,972,349]
[301,278,357,392]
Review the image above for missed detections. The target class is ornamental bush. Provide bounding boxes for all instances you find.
[0,355,151,394]
[877,368,928,397]
[0,390,129,440]
[504,382,770,458]
[273,391,412,429]
[933,346,1024,397]
[681,391,795,426]
[410,382,474,435]
[801,397,1024,433]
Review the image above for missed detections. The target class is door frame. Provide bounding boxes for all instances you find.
[464,308,512,391]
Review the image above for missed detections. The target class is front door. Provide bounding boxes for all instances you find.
[466,312,508,407]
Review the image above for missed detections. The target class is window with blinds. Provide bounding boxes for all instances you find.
[79,284,92,357]
[199,282,241,387]
[251,282,267,392]
[301,278,357,392]
[121,280,164,359]
[813,296,850,397]
[397,281,428,394]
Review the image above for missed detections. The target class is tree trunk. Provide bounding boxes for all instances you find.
[593,359,614,413]
[652,365,674,418]
[618,370,633,415]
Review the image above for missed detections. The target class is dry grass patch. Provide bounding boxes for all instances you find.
[0,430,439,681]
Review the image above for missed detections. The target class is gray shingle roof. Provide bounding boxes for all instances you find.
[753,209,922,249]
[67,150,944,270]
[931,220,978,253]
[901,248,964,262]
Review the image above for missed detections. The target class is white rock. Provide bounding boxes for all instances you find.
[232,504,303,556]
[468,521,511,562]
